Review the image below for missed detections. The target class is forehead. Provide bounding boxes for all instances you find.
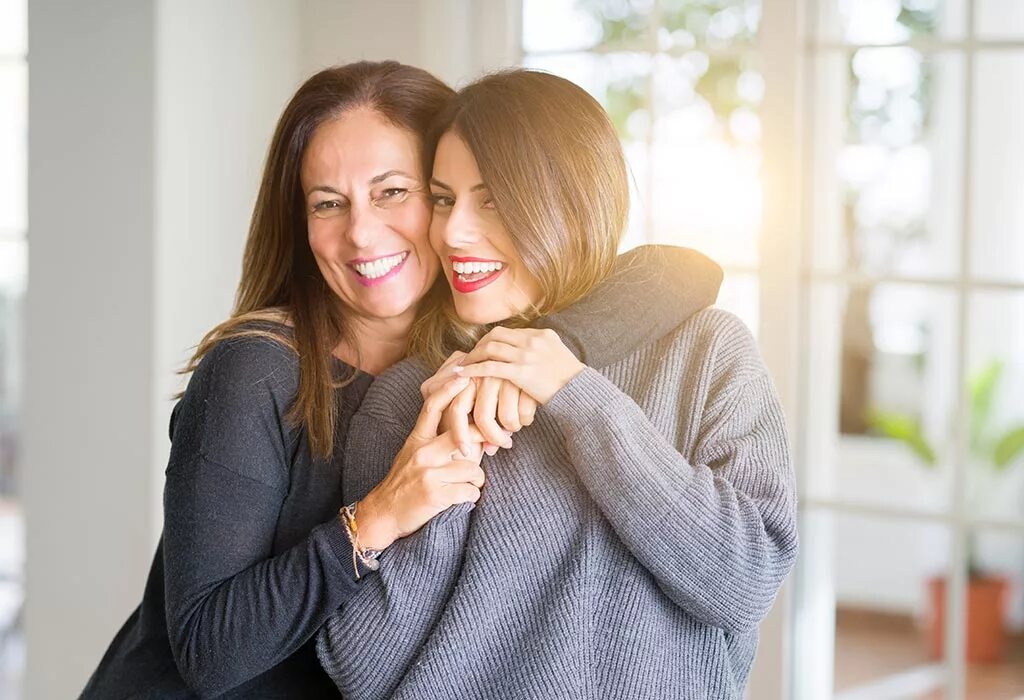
[301,107,421,186]
[432,131,481,184]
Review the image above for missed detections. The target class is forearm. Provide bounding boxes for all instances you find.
[544,368,798,633]
[534,245,722,369]
[163,457,365,696]
[317,405,475,698]
[317,503,473,700]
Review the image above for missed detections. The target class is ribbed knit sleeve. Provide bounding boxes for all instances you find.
[543,310,798,634]
[315,359,472,700]
[316,497,472,699]
[161,337,366,697]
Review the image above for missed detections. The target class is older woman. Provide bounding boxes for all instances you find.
[81,62,722,698]
[318,70,797,700]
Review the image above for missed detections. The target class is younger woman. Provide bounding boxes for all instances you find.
[318,70,798,699]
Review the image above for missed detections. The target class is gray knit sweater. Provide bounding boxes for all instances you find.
[317,308,798,699]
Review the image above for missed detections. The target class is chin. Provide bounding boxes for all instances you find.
[360,294,420,320]
[453,299,505,326]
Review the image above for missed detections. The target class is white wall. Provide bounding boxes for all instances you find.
[298,0,519,86]
[153,0,303,539]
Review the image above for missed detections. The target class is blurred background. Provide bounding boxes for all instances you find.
[1,0,1022,698]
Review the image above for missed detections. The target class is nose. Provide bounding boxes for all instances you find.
[344,199,387,249]
[441,201,483,250]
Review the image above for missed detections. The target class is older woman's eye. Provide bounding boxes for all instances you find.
[372,187,414,210]
[310,200,347,218]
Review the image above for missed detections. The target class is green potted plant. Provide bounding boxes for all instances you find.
[868,359,1024,663]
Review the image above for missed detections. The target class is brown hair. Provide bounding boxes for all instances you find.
[181,61,454,461]
[408,69,630,366]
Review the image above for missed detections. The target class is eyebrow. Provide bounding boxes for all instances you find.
[370,169,416,185]
[307,170,418,197]
[429,178,488,193]
[308,185,342,196]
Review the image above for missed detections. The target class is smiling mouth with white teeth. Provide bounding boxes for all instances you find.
[348,251,409,286]
[450,257,506,293]
[453,260,503,279]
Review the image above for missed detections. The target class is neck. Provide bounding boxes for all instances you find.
[335,311,415,375]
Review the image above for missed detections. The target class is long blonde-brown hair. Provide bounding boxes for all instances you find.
[408,69,630,367]
[181,62,454,461]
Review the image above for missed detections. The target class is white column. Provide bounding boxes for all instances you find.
[25,2,158,697]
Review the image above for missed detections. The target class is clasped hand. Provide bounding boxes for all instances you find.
[420,326,585,457]
[357,327,583,551]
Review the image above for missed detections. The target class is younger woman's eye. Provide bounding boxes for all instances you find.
[481,197,495,210]
[430,194,455,209]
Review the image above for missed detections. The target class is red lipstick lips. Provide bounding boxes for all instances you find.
[450,255,505,294]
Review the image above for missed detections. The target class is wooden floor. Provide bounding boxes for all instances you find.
[834,607,1024,699]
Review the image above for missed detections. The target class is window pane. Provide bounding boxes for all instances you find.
[816,0,966,45]
[809,49,964,278]
[0,277,21,698]
[0,497,22,698]
[970,52,1024,283]
[716,272,758,340]
[0,0,26,56]
[794,509,952,699]
[0,241,25,297]
[0,61,26,234]
[965,291,1024,525]
[522,0,653,53]
[803,282,957,514]
[657,0,760,51]
[650,52,761,267]
[976,0,1024,40]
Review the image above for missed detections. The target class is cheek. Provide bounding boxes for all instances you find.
[428,214,446,255]
[397,200,433,249]
[306,221,337,262]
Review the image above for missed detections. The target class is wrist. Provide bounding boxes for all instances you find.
[354,493,398,550]
[546,360,586,403]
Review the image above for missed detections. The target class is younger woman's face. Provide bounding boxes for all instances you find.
[301,108,438,325]
[428,131,542,325]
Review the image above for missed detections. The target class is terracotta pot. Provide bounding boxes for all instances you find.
[926,575,1009,663]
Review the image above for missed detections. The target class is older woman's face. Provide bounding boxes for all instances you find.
[428,131,542,325]
[301,108,438,324]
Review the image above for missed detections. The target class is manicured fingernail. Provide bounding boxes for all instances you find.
[485,445,499,456]
[460,443,472,457]
[503,438,513,449]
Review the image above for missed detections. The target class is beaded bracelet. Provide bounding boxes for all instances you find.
[339,502,381,580]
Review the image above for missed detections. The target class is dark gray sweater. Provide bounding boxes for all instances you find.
[80,245,722,699]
